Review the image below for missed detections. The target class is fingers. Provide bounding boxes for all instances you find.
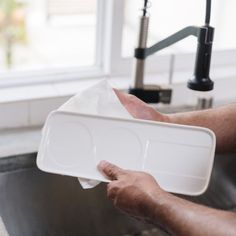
[98,161,125,180]
[113,89,128,106]
[107,182,119,200]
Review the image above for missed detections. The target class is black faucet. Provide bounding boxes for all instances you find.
[129,0,214,104]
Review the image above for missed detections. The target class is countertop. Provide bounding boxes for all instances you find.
[0,127,41,159]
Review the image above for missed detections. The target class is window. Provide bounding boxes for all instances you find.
[122,0,236,57]
[0,0,97,76]
[0,0,236,85]
[117,0,236,78]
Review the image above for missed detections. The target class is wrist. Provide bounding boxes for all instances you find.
[163,114,172,123]
[145,188,169,221]
[151,109,172,123]
[165,113,182,125]
[159,112,176,124]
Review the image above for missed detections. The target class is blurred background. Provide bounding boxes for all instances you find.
[0,0,97,72]
[0,0,235,76]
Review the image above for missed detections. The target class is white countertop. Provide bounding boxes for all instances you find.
[0,127,41,159]
[0,100,235,159]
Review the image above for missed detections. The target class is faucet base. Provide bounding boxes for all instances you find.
[129,86,172,104]
[188,76,214,91]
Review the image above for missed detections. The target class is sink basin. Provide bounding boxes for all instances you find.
[0,153,235,236]
[184,153,236,211]
[0,154,164,236]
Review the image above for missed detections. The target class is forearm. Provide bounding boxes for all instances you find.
[166,104,236,153]
[115,91,236,152]
[149,191,236,236]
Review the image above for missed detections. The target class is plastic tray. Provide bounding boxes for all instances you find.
[37,111,216,196]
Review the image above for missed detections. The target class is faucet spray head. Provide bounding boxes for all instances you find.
[188,0,214,92]
[188,26,214,91]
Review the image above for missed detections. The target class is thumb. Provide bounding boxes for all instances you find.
[98,161,125,180]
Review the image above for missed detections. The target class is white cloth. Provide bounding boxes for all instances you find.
[58,80,132,189]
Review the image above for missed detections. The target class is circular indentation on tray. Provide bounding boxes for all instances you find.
[48,122,93,167]
[95,128,143,170]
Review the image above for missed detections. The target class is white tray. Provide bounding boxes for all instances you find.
[37,111,216,196]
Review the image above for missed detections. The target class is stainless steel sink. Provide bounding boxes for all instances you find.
[0,154,165,236]
[184,153,236,211]
[0,153,235,236]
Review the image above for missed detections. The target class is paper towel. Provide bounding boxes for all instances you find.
[58,80,133,189]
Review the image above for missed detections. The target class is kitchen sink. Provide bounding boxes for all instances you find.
[0,154,164,236]
[183,153,236,210]
[0,153,235,236]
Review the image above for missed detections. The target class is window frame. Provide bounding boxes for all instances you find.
[109,0,236,78]
[0,0,236,89]
[0,0,106,88]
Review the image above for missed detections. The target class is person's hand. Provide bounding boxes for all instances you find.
[114,89,170,122]
[98,160,166,222]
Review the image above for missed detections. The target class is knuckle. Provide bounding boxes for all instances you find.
[107,166,122,180]
[107,185,118,200]
[103,162,112,172]
[105,163,114,171]
[108,171,116,180]
[104,164,116,178]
